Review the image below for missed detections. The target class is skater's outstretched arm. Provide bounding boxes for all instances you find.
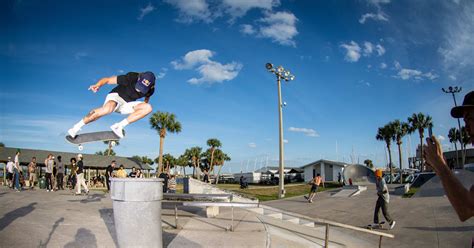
[424,136,474,222]
[88,76,117,93]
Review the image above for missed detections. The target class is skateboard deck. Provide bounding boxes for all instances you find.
[66,131,120,145]
[366,221,387,230]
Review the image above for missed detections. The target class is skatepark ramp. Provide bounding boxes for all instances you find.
[332,185,368,197]
[414,169,474,197]
[343,164,376,185]
[247,205,394,247]
[183,177,257,203]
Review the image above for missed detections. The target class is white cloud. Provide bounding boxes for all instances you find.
[164,0,212,23]
[117,69,125,74]
[172,49,242,85]
[394,61,439,81]
[248,142,257,148]
[222,0,280,19]
[258,11,299,46]
[340,41,361,62]
[172,49,214,70]
[363,42,374,56]
[449,75,457,81]
[138,3,156,20]
[437,135,446,141]
[74,52,88,60]
[359,12,389,24]
[157,68,168,79]
[368,0,391,5]
[240,24,256,35]
[288,127,319,137]
[375,44,385,56]
[380,62,387,69]
[283,139,288,143]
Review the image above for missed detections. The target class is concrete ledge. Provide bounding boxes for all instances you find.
[206,206,219,218]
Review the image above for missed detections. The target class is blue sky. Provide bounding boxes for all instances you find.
[1,0,473,172]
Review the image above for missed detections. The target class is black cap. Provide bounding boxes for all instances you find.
[451,91,474,118]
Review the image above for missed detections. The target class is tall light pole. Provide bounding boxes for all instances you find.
[266,63,295,199]
[442,86,464,168]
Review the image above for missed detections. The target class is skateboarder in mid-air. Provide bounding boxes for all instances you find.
[68,71,156,139]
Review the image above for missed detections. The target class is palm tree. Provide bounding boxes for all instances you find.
[376,124,395,177]
[207,138,222,174]
[175,154,189,176]
[363,159,374,169]
[460,127,470,169]
[184,147,202,179]
[0,142,5,147]
[390,120,410,183]
[448,127,460,168]
[214,150,231,184]
[150,111,182,173]
[407,113,432,172]
[103,140,120,156]
[162,153,176,173]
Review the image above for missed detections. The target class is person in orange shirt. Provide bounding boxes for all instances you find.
[304,174,323,203]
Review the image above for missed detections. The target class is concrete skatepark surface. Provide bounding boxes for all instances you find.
[414,170,474,197]
[0,184,472,248]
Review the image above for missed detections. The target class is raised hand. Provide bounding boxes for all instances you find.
[88,85,100,93]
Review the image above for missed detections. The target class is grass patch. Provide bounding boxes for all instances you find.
[216,182,342,201]
[402,187,419,198]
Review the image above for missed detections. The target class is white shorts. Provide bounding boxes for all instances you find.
[104,93,142,115]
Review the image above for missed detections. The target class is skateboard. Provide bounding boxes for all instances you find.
[366,221,387,230]
[66,131,121,151]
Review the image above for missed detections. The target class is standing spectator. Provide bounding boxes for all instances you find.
[304,173,323,203]
[423,91,474,221]
[28,157,37,189]
[168,175,176,193]
[136,169,144,178]
[13,150,21,191]
[6,157,14,189]
[69,158,78,190]
[105,161,116,192]
[203,169,210,183]
[44,154,54,192]
[129,167,137,178]
[52,156,57,191]
[75,154,89,195]
[158,169,169,193]
[56,156,65,190]
[371,169,396,229]
[116,165,127,178]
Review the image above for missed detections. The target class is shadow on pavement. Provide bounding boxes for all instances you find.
[0,202,37,231]
[68,194,105,204]
[0,192,7,197]
[99,208,118,247]
[64,228,98,248]
[39,217,64,247]
[405,225,474,232]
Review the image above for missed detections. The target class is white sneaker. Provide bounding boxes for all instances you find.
[110,123,125,139]
[389,221,396,230]
[68,127,80,138]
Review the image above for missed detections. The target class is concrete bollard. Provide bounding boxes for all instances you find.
[111,178,164,248]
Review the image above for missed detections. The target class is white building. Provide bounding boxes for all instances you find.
[233,172,262,184]
[301,159,349,182]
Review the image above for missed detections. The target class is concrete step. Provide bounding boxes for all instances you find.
[264,209,283,219]
[247,207,264,215]
[282,214,300,224]
[299,219,315,227]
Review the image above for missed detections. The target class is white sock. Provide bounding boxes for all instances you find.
[118,119,129,128]
[74,120,85,130]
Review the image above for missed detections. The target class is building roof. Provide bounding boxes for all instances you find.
[300,159,351,169]
[0,147,153,170]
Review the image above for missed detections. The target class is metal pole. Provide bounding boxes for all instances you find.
[452,93,465,168]
[277,76,285,199]
[231,206,234,231]
[175,204,178,229]
[325,223,329,247]
[379,236,383,248]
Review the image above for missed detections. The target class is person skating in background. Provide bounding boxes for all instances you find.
[304,173,323,203]
[56,156,65,190]
[28,157,37,190]
[44,154,54,192]
[67,71,156,139]
[371,169,396,229]
[75,154,89,195]
[424,91,474,222]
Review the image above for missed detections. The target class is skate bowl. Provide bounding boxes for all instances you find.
[342,164,376,185]
[414,169,474,197]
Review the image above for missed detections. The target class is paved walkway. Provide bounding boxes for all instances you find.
[264,185,474,248]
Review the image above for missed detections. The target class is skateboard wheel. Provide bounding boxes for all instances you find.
[78,145,84,151]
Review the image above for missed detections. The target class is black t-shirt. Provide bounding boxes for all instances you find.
[110,72,155,102]
[77,160,84,174]
[129,171,137,178]
[106,165,113,178]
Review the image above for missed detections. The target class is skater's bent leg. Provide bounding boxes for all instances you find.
[373,198,382,223]
[83,101,117,124]
[381,200,393,223]
[126,103,152,123]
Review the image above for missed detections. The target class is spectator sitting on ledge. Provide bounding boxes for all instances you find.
[116,165,127,178]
